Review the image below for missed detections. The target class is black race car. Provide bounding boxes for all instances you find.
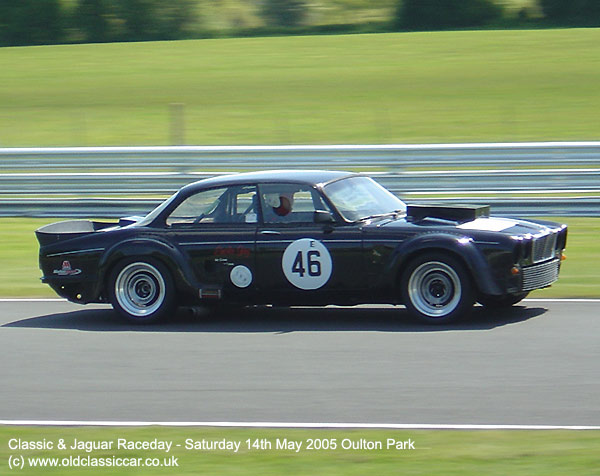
[36,170,567,324]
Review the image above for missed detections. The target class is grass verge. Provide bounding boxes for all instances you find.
[1,216,598,298]
[1,426,599,475]
[1,29,600,146]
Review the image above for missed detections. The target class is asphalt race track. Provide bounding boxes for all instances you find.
[1,299,598,426]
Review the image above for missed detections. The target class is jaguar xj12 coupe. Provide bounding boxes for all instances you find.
[36,170,567,324]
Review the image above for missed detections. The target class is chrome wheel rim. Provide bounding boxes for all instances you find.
[115,262,165,317]
[408,261,461,318]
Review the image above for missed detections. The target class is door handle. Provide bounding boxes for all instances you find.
[259,230,281,236]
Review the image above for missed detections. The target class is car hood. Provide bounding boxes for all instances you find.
[374,215,564,238]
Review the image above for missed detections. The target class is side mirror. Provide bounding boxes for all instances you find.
[314,210,335,224]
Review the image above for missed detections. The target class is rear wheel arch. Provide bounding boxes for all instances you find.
[102,251,176,295]
[98,241,188,299]
[107,256,176,323]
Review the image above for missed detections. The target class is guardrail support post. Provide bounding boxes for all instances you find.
[169,103,186,146]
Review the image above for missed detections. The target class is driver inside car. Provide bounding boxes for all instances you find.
[265,192,295,217]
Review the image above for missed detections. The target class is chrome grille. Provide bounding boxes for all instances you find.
[522,259,560,291]
[532,233,557,263]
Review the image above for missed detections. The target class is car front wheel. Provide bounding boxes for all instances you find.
[401,254,474,324]
[108,258,175,323]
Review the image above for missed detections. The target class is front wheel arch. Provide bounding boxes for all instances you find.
[396,247,475,293]
[399,251,475,324]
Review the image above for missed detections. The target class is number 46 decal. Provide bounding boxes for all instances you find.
[292,249,321,277]
[282,239,332,290]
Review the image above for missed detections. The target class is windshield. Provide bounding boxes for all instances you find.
[323,176,406,221]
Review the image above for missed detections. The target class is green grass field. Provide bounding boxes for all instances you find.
[1,426,599,475]
[2,217,598,298]
[1,28,600,146]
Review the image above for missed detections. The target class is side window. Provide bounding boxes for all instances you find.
[259,184,330,224]
[234,188,259,224]
[166,186,258,226]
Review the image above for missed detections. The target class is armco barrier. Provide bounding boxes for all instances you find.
[1,142,599,217]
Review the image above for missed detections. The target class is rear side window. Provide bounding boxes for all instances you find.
[166,186,258,226]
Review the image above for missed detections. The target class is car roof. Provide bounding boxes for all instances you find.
[182,170,355,192]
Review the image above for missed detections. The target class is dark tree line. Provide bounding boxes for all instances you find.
[1,0,198,46]
[261,0,308,27]
[396,0,501,31]
[395,0,600,30]
[1,0,600,47]
[539,0,600,26]
[75,0,198,43]
[0,0,63,46]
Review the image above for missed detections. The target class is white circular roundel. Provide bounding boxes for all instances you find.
[230,265,253,288]
[282,239,332,290]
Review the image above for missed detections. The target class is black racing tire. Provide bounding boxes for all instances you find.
[401,253,474,324]
[478,292,529,309]
[108,257,176,324]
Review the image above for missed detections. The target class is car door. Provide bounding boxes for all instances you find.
[164,184,259,299]
[254,183,365,304]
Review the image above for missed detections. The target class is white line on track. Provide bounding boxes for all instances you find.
[0,298,67,302]
[1,298,599,303]
[0,421,599,430]
[523,298,600,303]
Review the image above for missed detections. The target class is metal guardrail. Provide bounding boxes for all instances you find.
[2,169,600,196]
[1,142,600,217]
[3,142,600,169]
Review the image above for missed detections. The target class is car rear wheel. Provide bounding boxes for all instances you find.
[478,292,529,309]
[109,258,175,323]
[401,253,474,324]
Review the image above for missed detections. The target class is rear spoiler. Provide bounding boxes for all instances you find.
[35,220,115,246]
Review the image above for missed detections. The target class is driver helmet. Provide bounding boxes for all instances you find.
[266,192,294,216]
